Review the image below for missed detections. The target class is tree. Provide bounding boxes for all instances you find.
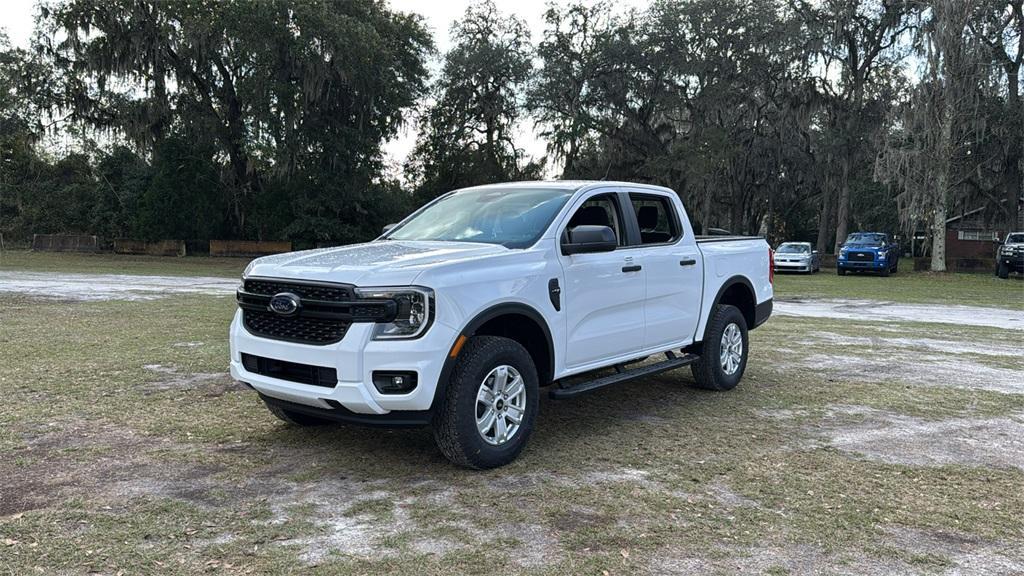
[794,0,914,253]
[40,0,431,243]
[970,0,1023,233]
[407,0,540,201]
[876,0,984,270]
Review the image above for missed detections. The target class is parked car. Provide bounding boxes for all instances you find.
[230,181,774,468]
[836,232,899,276]
[773,242,820,273]
[995,232,1024,279]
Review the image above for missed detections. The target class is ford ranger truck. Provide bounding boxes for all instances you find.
[996,232,1024,279]
[230,181,773,469]
[836,232,900,276]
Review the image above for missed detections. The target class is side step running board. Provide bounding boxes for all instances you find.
[549,352,699,399]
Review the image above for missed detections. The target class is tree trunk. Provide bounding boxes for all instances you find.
[1004,63,1022,232]
[833,157,851,253]
[816,177,833,253]
[931,96,954,272]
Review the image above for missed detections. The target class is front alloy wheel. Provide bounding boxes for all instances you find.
[433,336,539,469]
[476,365,527,445]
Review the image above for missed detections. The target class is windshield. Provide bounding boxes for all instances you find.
[1007,233,1024,244]
[385,186,574,248]
[845,233,886,245]
[777,243,810,254]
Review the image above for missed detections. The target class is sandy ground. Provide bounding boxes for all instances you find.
[0,270,239,301]
[775,298,1024,330]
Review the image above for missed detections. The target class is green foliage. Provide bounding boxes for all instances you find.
[0,1,1019,251]
[407,1,542,202]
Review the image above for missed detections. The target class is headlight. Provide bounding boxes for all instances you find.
[355,287,434,340]
[839,247,849,255]
[1002,246,1013,255]
[877,253,886,260]
[242,260,256,280]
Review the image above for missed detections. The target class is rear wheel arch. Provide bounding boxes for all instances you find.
[708,276,757,332]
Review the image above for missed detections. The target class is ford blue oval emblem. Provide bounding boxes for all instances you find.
[268,292,301,316]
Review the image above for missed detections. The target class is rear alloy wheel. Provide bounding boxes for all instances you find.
[433,336,538,469]
[690,304,748,391]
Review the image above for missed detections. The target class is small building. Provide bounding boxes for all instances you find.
[944,203,1022,260]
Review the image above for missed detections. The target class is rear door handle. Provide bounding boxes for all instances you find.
[679,259,697,266]
[621,265,642,273]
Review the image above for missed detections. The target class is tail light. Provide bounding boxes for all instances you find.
[769,248,774,285]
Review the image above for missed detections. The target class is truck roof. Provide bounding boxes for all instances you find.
[455,180,675,195]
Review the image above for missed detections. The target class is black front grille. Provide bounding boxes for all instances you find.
[848,251,874,262]
[240,278,356,345]
[243,308,351,344]
[241,353,337,388]
[243,279,352,301]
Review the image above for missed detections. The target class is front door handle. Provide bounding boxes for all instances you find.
[679,259,697,266]
[621,265,642,273]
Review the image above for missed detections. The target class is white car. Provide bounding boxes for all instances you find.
[230,181,774,468]
[773,241,820,273]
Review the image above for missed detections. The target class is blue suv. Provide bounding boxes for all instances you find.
[837,232,899,276]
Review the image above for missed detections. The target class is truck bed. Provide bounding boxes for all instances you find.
[695,235,765,243]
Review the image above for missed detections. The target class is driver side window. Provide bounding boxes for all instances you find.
[567,195,624,246]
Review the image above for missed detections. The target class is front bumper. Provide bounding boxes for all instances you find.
[837,258,887,270]
[229,309,459,415]
[773,260,812,272]
[998,254,1024,271]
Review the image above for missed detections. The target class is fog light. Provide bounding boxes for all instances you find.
[372,371,418,394]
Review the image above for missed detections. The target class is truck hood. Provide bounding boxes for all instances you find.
[244,240,511,286]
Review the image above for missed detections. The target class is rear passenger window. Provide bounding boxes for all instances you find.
[567,194,625,246]
[630,195,679,245]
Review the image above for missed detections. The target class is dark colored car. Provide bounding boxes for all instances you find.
[836,232,899,276]
[995,232,1024,279]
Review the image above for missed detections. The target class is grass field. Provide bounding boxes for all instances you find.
[1,252,1023,574]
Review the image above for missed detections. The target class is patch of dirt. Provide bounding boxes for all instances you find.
[653,527,1024,575]
[652,543,912,575]
[792,332,1023,394]
[808,406,1024,471]
[883,526,1024,575]
[142,364,243,397]
[0,420,229,516]
[0,270,237,301]
[775,298,1024,330]
[265,477,563,568]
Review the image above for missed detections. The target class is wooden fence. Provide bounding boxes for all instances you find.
[31,234,99,252]
[209,240,292,257]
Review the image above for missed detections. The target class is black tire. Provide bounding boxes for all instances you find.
[263,399,334,426]
[837,267,846,276]
[880,265,890,277]
[690,304,748,391]
[998,262,1010,279]
[433,336,539,469]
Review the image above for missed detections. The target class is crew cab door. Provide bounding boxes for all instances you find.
[558,191,646,369]
[625,192,704,349]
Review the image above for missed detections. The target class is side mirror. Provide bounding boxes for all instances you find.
[812,250,819,255]
[382,223,398,234]
[562,225,617,255]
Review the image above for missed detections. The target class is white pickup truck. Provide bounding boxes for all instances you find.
[230,181,773,468]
